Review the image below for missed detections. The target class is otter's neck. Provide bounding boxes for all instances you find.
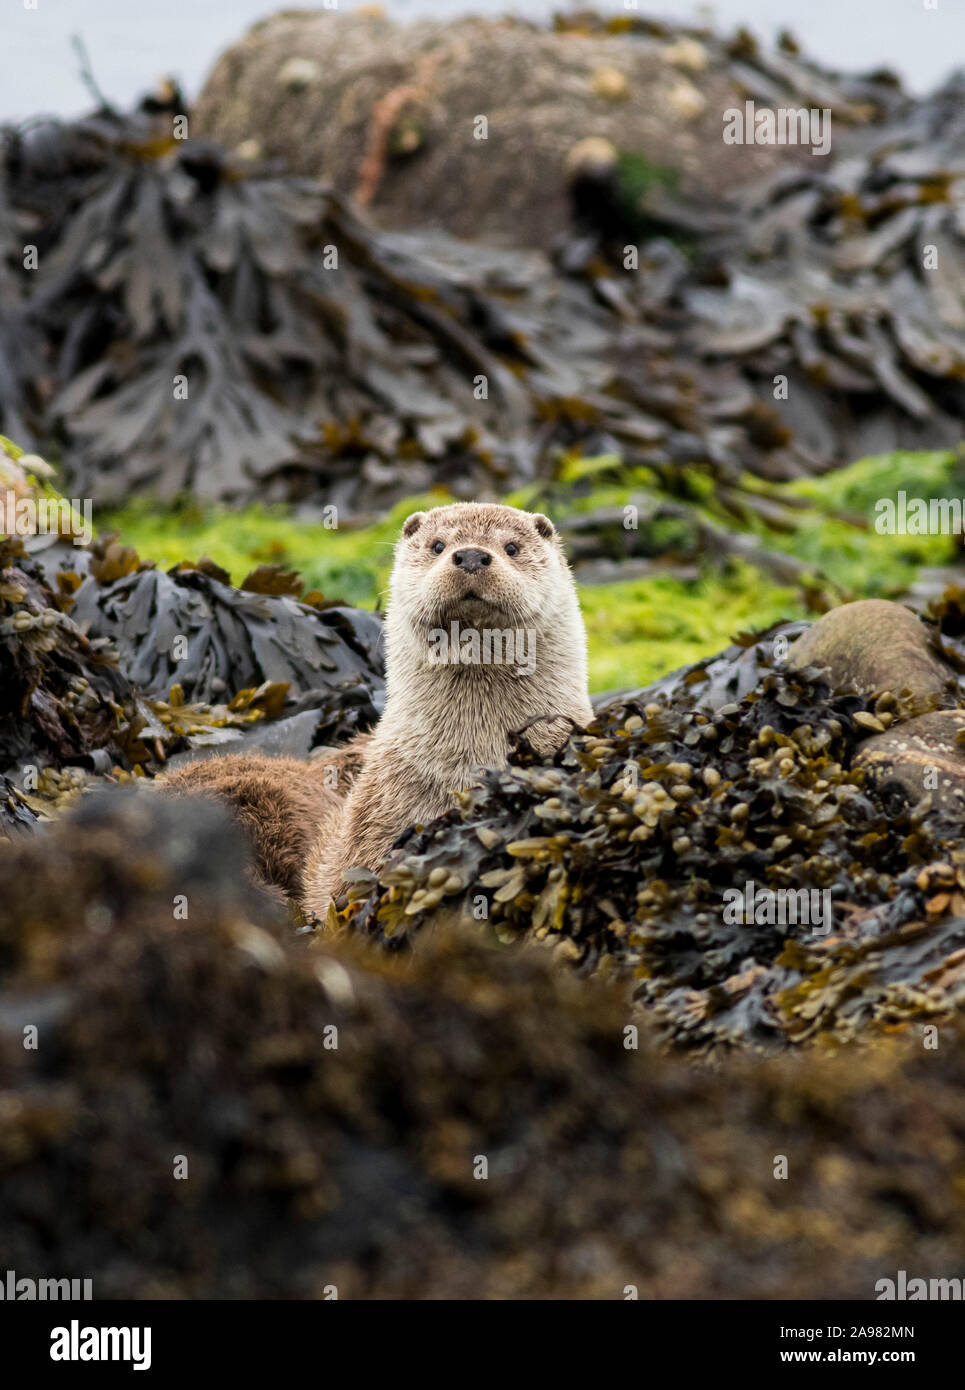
[377,598,592,780]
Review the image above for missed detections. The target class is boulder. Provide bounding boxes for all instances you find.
[854,709,965,813]
[786,598,953,701]
[193,12,843,246]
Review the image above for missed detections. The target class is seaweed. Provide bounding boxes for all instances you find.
[0,530,142,824]
[0,479,385,822]
[3,102,771,508]
[346,612,965,1053]
[3,791,965,1297]
[3,64,955,510]
[658,74,965,470]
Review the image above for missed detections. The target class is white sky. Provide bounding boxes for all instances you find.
[0,0,961,122]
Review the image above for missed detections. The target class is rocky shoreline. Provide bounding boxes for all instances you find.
[3,8,965,1301]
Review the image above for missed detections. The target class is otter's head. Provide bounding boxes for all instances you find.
[388,502,567,634]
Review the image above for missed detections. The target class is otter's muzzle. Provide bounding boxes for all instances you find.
[452,548,492,574]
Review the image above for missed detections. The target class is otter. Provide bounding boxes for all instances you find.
[163,503,593,914]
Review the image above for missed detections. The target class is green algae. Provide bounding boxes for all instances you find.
[99,448,963,692]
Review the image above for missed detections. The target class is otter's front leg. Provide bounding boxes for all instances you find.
[518,714,580,760]
[300,751,444,913]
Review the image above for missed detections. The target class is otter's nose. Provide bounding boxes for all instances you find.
[452,548,492,574]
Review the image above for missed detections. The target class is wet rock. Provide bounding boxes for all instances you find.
[854,709,965,814]
[786,599,954,702]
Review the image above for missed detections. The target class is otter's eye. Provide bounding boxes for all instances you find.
[504,542,519,557]
[431,540,445,555]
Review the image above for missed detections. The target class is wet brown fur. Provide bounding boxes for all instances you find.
[161,737,371,899]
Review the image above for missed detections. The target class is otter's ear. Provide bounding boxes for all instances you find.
[402,511,426,539]
[532,513,555,540]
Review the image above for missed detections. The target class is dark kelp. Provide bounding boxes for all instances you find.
[196,9,965,478]
[2,100,785,508]
[669,71,965,473]
[3,39,961,509]
[0,522,385,827]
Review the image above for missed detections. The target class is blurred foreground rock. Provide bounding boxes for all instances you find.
[3,790,965,1298]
